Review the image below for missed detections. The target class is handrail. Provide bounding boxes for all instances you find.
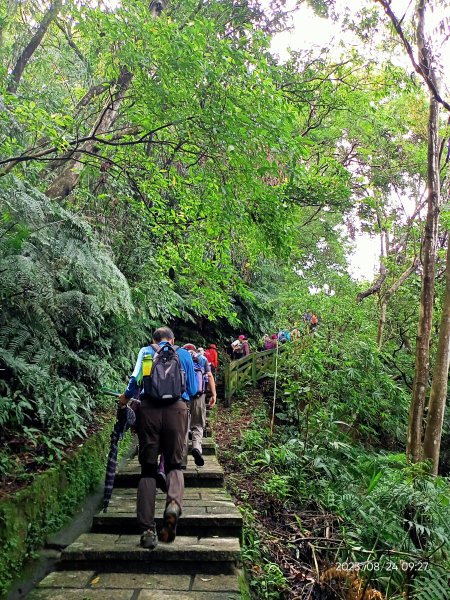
[223,346,286,405]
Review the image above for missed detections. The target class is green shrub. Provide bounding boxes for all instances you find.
[0,419,134,598]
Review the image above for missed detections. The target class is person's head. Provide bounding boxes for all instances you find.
[183,343,196,352]
[209,344,217,349]
[197,347,205,355]
[238,335,245,341]
[153,326,175,344]
[271,334,277,339]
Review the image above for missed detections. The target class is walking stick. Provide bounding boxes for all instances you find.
[270,342,279,436]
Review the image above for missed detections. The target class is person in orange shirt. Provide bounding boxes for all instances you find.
[204,343,219,375]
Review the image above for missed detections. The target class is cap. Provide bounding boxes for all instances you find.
[209,344,217,349]
[183,343,196,351]
[238,335,245,340]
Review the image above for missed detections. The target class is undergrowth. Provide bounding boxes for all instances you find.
[216,337,450,599]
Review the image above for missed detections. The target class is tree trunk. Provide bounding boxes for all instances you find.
[377,258,419,351]
[44,0,167,199]
[407,94,440,463]
[423,238,450,474]
[7,0,62,93]
[377,299,386,350]
[46,67,133,199]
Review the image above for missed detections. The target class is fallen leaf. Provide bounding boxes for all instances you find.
[200,578,213,582]
[90,576,100,585]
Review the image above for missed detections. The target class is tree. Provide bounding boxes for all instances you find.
[376,0,450,470]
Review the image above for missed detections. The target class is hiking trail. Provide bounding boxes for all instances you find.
[26,434,243,599]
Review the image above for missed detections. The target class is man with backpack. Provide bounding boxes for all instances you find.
[183,344,217,467]
[119,327,197,550]
[231,337,244,359]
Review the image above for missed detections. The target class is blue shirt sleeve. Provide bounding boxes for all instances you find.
[177,348,197,400]
[124,347,149,399]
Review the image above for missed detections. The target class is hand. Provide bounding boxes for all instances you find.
[208,395,217,408]
[118,393,128,407]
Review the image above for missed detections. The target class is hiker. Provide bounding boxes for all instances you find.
[183,344,217,467]
[240,335,250,356]
[310,313,319,331]
[291,326,301,341]
[231,336,244,359]
[278,329,291,343]
[204,343,219,376]
[269,333,278,348]
[263,334,272,350]
[119,327,197,550]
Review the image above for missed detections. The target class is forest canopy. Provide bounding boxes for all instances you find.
[2,0,450,597]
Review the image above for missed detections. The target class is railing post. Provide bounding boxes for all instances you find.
[252,353,257,385]
[223,363,231,407]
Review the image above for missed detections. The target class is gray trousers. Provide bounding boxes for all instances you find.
[190,393,207,452]
[181,394,207,466]
[136,399,188,532]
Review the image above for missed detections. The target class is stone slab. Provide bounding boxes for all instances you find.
[95,511,241,522]
[108,488,232,501]
[38,571,96,588]
[137,592,240,600]
[62,534,241,563]
[107,499,235,509]
[26,590,133,600]
[120,455,223,475]
[88,572,191,590]
[192,574,240,592]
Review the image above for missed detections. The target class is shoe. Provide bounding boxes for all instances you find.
[192,447,205,467]
[140,527,158,549]
[156,471,167,493]
[158,500,180,543]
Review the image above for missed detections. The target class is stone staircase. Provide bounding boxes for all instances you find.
[27,439,244,599]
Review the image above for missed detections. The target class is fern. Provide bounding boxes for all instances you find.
[414,565,450,600]
[0,176,135,442]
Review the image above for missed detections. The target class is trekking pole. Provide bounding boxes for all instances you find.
[100,388,121,398]
[270,342,279,436]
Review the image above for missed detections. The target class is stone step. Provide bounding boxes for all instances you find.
[28,570,241,599]
[188,439,216,455]
[93,488,242,537]
[60,534,241,570]
[115,455,224,489]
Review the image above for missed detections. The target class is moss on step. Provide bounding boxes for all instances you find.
[0,421,134,599]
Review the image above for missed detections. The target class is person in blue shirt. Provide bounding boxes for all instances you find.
[119,327,197,550]
[183,344,217,468]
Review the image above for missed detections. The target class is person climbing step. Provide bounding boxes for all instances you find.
[119,326,197,550]
[183,343,217,468]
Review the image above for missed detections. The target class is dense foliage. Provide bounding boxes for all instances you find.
[2,0,450,597]
[218,317,450,598]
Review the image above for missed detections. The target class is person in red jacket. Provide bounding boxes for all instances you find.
[204,344,219,375]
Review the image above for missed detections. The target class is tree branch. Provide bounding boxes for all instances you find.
[356,271,388,303]
[376,0,450,112]
[0,119,194,176]
[7,0,62,93]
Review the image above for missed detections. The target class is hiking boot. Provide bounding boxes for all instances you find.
[191,447,205,467]
[158,500,181,543]
[140,527,158,550]
[156,470,167,493]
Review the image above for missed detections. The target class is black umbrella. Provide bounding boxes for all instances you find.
[101,390,136,512]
